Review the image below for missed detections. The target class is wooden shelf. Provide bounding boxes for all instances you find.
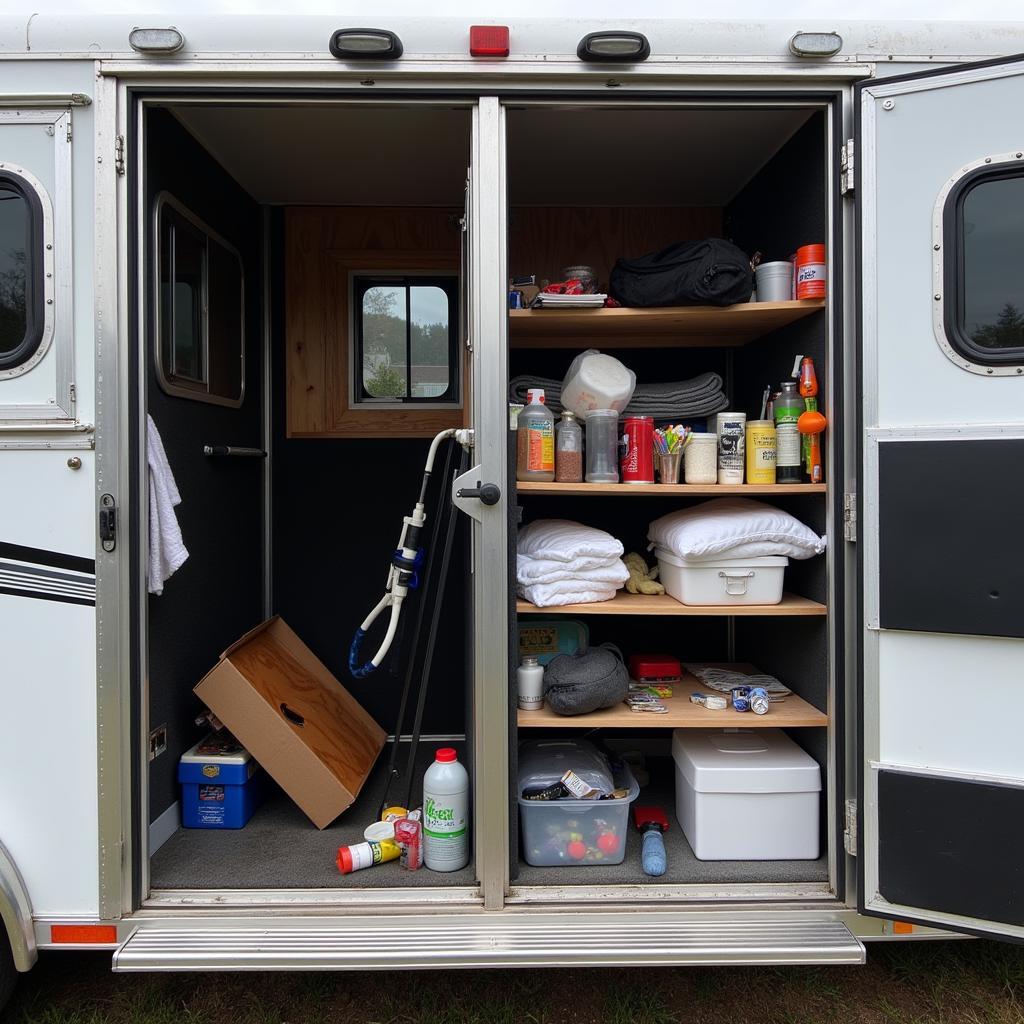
[517,666,827,729]
[509,299,825,349]
[516,482,826,497]
[516,592,826,617]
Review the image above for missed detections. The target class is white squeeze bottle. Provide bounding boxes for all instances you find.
[422,747,470,872]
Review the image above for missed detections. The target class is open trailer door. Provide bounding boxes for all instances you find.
[858,57,1024,939]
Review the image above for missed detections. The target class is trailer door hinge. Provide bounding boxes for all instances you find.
[114,134,125,176]
[843,492,857,542]
[840,139,855,195]
[844,799,858,856]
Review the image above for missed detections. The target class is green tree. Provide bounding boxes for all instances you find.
[972,302,1024,349]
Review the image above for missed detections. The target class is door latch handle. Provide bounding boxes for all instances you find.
[456,481,501,506]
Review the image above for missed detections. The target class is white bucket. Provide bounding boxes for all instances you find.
[754,261,793,302]
[561,350,636,417]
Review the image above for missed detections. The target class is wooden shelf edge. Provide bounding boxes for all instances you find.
[516,668,828,729]
[516,592,827,617]
[516,482,827,496]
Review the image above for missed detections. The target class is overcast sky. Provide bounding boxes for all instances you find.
[2,0,1021,16]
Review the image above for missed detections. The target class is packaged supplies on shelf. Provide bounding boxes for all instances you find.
[519,760,639,867]
[684,664,790,695]
[560,350,637,417]
[518,619,589,666]
[542,643,630,716]
[609,238,754,308]
[178,733,265,829]
[671,729,821,860]
[647,498,826,562]
[508,370,728,420]
[655,551,789,606]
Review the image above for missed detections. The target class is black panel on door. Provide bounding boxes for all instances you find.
[878,439,1024,638]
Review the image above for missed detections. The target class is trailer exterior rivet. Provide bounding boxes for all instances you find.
[67,457,82,470]
[985,157,992,163]
[933,243,940,251]
[1017,153,1023,159]
[46,243,52,250]
[934,293,941,300]
[46,298,53,305]
[882,98,895,110]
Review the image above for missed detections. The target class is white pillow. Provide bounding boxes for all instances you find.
[517,519,624,563]
[647,498,826,561]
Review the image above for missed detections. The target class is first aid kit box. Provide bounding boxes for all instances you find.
[671,728,821,860]
[179,733,265,829]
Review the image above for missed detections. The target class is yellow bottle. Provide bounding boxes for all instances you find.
[745,420,777,484]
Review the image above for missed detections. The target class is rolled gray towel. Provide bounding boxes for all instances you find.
[509,371,728,420]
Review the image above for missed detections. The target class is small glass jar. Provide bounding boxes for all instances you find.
[555,411,584,483]
[684,432,719,484]
[585,410,619,483]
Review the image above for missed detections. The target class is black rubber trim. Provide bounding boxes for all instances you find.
[0,171,45,372]
[0,541,96,575]
[942,163,1024,366]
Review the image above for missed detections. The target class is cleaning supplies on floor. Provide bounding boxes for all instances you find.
[542,643,630,716]
[516,387,555,482]
[178,733,265,829]
[336,836,402,874]
[423,748,470,872]
[146,414,189,595]
[509,369,728,421]
[517,519,628,607]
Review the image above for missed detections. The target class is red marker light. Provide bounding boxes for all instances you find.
[470,25,509,58]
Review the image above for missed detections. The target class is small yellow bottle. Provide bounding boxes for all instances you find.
[745,420,777,484]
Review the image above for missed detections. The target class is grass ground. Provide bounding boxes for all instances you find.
[3,940,1024,1024]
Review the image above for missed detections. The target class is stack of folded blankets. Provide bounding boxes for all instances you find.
[517,520,630,608]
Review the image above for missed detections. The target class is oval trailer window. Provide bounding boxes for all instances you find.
[0,175,43,372]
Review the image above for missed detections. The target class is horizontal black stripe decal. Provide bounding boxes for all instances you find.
[0,541,95,576]
[0,561,96,586]
[0,585,95,607]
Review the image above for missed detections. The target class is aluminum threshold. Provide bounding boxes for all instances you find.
[113,913,865,970]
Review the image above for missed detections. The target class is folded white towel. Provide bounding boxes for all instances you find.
[517,554,630,587]
[518,519,624,563]
[518,579,619,608]
[147,414,188,595]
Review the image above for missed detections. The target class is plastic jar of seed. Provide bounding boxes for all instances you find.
[555,411,584,483]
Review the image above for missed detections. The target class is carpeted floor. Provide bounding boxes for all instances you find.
[151,743,476,890]
[152,750,828,893]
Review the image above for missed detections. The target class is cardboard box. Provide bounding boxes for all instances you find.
[194,617,386,829]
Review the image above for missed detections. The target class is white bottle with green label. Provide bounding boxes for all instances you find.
[422,747,470,872]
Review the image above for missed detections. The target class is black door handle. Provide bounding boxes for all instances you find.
[456,481,501,506]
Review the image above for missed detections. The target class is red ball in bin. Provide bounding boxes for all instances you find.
[567,840,587,860]
[597,832,620,855]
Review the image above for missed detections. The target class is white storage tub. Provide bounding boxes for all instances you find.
[671,728,821,860]
[655,548,787,605]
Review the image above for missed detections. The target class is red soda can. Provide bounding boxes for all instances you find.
[621,416,655,484]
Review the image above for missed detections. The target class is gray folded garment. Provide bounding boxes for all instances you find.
[543,644,629,716]
[509,371,728,420]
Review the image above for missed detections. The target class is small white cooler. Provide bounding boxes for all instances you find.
[654,549,788,606]
[671,728,820,860]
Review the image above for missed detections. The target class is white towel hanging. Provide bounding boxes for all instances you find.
[147,414,189,595]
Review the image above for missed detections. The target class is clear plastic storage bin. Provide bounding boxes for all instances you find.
[518,742,639,867]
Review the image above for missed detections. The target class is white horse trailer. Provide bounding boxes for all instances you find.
[1,14,1024,997]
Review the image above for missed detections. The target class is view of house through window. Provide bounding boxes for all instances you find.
[357,276,456,402]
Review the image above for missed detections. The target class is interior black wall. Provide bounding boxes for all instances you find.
[146,108,264,822]
[269,210,467,738]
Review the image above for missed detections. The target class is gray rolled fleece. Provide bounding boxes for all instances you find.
[543,644,629,716]
[509,371,728,420]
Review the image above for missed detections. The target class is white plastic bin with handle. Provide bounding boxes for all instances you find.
[654,549,787,605]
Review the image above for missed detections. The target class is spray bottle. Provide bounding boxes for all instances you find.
[797,356,822,482]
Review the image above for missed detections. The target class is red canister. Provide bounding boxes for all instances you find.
[795,243,826,300]
[621,416,655,484]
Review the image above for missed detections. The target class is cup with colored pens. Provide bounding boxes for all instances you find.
[654,424,691,484]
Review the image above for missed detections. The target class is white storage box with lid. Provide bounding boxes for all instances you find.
[671,728,821,860]
[655,548,788,606]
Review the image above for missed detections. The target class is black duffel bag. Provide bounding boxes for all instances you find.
[610,238,753,308]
